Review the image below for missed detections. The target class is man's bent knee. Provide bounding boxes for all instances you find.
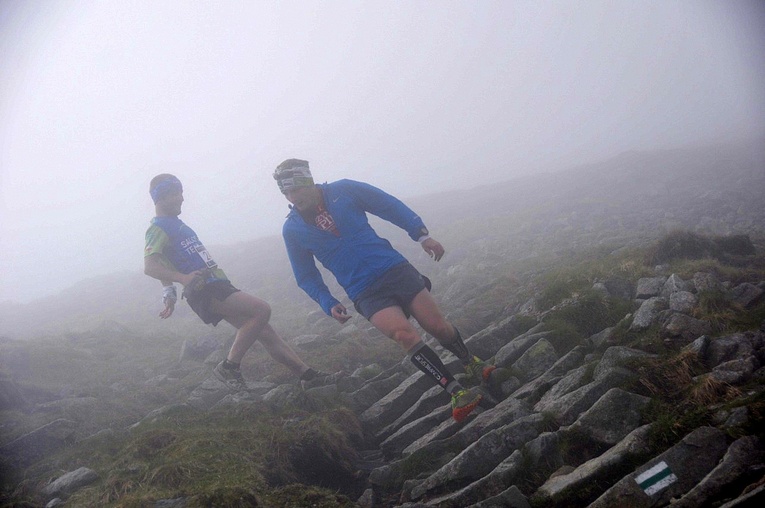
[391,329,421,351]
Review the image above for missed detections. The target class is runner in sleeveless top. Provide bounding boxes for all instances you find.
[143,174,342,390]
[273,160,497,422]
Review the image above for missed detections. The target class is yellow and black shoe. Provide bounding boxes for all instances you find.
[464,356,497,386]
[451,388,483,422]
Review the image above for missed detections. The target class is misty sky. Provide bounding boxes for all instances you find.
[1,0,764,303]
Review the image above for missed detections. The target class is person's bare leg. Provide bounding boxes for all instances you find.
[407,289,456,343]
[210,292,309,376]
[408,289,475,366]
[369,305,463,394]
[252,322,309,376]
[368,305,422,352]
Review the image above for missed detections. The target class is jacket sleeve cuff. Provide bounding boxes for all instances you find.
[321,297,342,316]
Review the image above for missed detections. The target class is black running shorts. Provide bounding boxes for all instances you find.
[353,262,428,320]
[186,279,240,326]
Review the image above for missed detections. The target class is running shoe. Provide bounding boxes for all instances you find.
[300,370,346,390]
[213,360,246,390]
[451,387,483,422]
[463,356,497,386]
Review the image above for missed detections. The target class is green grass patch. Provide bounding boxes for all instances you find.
[542,289,634,355]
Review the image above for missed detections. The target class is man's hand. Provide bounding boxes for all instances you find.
[159,299,175,319]
[159,284,177,319]
[421,237,445,261]
[331,303,352,324]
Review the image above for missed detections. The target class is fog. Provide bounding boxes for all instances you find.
[1,0,763,304]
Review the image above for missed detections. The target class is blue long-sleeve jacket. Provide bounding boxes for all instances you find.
[282,179,427,315]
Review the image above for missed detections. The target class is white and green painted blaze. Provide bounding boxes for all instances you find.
[635,461,678,496]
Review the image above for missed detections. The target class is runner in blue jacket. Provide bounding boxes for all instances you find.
[275,159,496,422]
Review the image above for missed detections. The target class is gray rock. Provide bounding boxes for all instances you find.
[635,276,667,298]
[535,364,592,410]
[706,333,755,368]
[427,450,526,507]
[464,317,543,361]
[630,297,666,331]
[341,371,408,413]
[179,335,220,362]
[565,388,651,447]
[469,485,530,508]
[154,498,189,507]
[661,274,691,297]
[723,407,750,429]
[512,338,558,382]
[360,369,442,433]
[718,484,765,507]
[352,363,384,379]
[187,377,240,410]
[524,431,564,477]
[495,331,552,369]
[535,368,635,426]
[662,313,713,345]
[593,346,653,382]
[403,397,532,459]
[409,414,546,500]
[511,345,588,404]
[380,405,452,459]
[401,414,464,457]
[669,291,698,314]
[35,396,100,414]
[41,467,98,498]
[694,272,723,293]
[290,334,324,350]
[261,384,305,408]
[132,403,196,428]
[533,424,654,506]
[685,335,710,357]
[710,355,760,385]
[0,419,76,469]
[357,488,375,508]
[672,435,765,508]
[729,282,764,308]
[588,426,729,508]
[377,385,450,443]
[454,397,534,447]
[588,327,614,349]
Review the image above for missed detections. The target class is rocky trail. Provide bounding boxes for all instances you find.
[13,267,764,507]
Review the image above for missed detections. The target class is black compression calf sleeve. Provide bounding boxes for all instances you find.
[408,341,460,394]
[441,327,471,363]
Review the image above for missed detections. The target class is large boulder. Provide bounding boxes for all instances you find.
[511,338,558,382]
[661,312,713,345]
[635,277,667,299]
[669,291,698,313]
[588,426,729,508]
[661,274,691,297]
[0,419,76,469]
[464,316,541,361]
[409,414,547,500]
[728,283,764,309]
[671,435,765,508]
[630,297,667,331]
[533,424,655,506]
[564,388,651,447]
[41,467,99,499]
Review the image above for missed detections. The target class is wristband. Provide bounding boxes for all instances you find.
[417,235,431,243]
[162,285,177,304]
